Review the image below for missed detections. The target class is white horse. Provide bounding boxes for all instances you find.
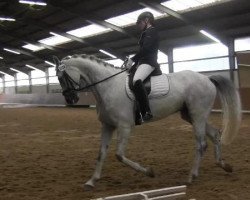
[54,54,241,189]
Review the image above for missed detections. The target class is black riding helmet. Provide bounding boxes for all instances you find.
[136,11,155,25]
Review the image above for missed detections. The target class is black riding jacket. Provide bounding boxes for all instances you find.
[131,26,162,76]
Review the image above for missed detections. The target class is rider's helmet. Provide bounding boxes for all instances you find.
[136,11,155,25]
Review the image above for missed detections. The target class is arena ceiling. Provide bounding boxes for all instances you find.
[0,0,250,76]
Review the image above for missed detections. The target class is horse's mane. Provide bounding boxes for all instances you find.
[62,54,121,69]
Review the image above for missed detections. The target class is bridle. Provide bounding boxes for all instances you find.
[58,60,129,94]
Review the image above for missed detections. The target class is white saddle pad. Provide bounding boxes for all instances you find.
[125,74,170,100]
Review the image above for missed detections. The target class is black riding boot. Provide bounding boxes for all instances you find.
[133,80,153,122]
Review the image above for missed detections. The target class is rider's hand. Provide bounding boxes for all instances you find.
[125,58,133,69]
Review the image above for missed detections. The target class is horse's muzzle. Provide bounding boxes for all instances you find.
[63,90,79,105]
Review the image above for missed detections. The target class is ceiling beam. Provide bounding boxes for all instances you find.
[139,0,229,45]
[47,2,175,58]
[0,43,49,71]
[221,25,250,38]
[23,18,87,44]
[0,67,16,76]
[139,1,189,23]
[0,59,45,73]
[0,43,37,59]
[21,18,126,59]
[47,2,136,38]
[8,66,30,75]
[0,29,63,52]
[87,19,134,38]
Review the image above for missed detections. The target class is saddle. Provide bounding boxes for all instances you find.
[126,73,170,125]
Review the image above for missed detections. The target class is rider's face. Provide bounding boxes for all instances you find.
[137,19,147,31]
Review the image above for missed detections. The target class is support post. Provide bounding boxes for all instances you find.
[14,73,18,94]
[28,71,32,93]
[45,68,49,93]
[2,76,5,94]
[166,47,174,73]
[228,38,236,84]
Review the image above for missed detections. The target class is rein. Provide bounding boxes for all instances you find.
[64,68,128,92]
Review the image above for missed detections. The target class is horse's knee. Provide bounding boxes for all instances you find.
[198,140,207,156]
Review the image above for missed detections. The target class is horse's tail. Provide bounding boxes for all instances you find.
[209,75,242,145]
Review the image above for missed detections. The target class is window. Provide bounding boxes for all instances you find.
[174,43,228,61]
[16,72,29,86]
[160,64,169,74]
[31,70,46,85]
[0,78,3,88]
[158,50,168,64]
[173,43,229,72]
[174,57,229,72]
[235,37,250,52]
[4,74,15,87]
[48,67,59,84]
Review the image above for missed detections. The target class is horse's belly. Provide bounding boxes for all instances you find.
[149,94,184,120]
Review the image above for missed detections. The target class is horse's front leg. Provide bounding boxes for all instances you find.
[84,123,115,190]
[115,126,155,177]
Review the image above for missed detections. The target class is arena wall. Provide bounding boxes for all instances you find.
[0,84,95,106]
[0,69,249,111]
[237,52,250,111]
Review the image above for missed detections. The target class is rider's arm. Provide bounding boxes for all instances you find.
[131,28,157,63]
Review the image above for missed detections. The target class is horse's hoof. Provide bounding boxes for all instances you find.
[187,174,197,184]
[222,163,233,173]
[84,184,94,191]
[217,162,233,173]
[145,167,155,178]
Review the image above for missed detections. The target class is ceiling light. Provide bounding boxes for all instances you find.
[19,0,47,6]
[0,17,15,21]
[22,44,44,51]
[3,48,20,54]
[40,33,71,46]
[25,64,40,71]
[200,30,221,43]
[0,56,3,59]
[49,32,61,37]
[106,8,164,27]
[45,60,56,67]
[0,71,9,75]
[10,68,23,73]
[99,49,117,59]
[67,24,110,38]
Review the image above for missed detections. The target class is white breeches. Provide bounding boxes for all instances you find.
[133,64,154,85]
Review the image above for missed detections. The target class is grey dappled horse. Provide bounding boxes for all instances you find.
[54,54,241,189]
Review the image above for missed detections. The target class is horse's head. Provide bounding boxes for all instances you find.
[54,56,81,105]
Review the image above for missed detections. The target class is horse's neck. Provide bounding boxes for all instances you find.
[80,61,125,105]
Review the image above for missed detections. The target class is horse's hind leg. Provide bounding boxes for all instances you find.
[189,120,207,183]
[115,126,155,177]
[84,123,115,189]
[206,123,233,172]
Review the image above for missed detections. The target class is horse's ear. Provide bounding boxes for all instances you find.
[53,56,60,67]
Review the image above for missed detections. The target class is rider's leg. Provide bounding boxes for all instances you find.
[133,64,154,121]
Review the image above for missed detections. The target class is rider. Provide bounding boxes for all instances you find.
[126,11,162,122]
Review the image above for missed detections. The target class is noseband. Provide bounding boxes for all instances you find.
[61,71,81,96]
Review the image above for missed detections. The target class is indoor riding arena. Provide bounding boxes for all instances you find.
[0,1,250,200]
